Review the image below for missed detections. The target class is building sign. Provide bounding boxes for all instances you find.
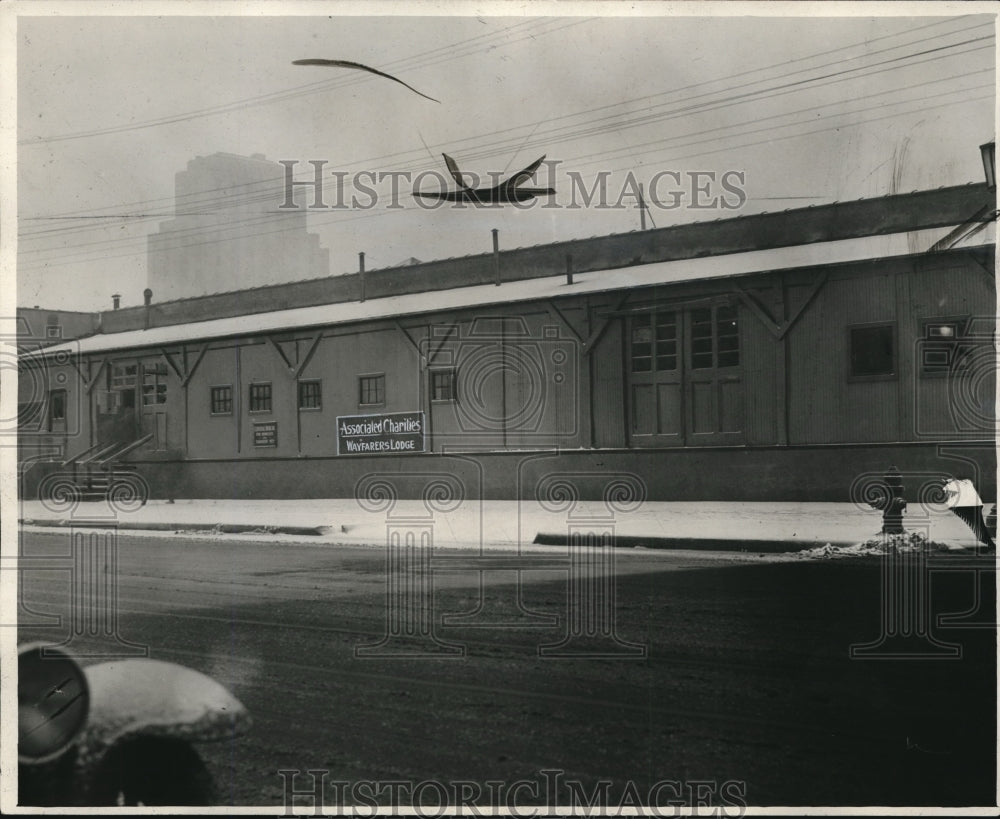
[337,411,425,455]
[253,421,277,448]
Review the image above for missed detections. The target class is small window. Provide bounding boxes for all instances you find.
[920,317,969,376]
[141,362,168,406]
[359,374,385,406]
[430,370,456,402]
[45,325,62,339]
[49,389,66,423]
[850,324,896,379]
[111,364,137,389]
[249,382,272,413]
[210,385,233,415]
[253,421,277,447]
[298,380,322,410]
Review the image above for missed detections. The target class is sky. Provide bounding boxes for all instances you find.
[8,3,997,311]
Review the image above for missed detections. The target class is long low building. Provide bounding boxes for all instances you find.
[17,183,997,502]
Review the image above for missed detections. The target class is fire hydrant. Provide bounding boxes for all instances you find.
[881,466,906,535]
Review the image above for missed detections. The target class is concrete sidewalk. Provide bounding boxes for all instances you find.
[17,498,986,552]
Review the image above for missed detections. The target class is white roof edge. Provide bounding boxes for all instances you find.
[26,225,995,358]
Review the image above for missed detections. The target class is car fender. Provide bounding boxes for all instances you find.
[74,658,251,777]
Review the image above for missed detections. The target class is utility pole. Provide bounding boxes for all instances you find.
[638,183,655,230]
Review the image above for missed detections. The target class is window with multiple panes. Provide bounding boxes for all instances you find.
[111,364,137,389]
[850,324,895,379]
[630,311,677,373]
[253,421,277,447]
[210,385,233,415]
[359,374,385,405]
[249,382,272,413]
[298,380,322,410]
[142,362,168,406]
[920,317,968,376]
[691,305,739,370]
[430,369,456,401]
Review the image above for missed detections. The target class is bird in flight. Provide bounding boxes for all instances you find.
[413,154,556,205]
[292,59,439,103]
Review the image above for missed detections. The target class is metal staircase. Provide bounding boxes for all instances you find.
[55,433,154,504]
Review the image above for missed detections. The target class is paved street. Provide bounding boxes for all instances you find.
[16,530,996,808]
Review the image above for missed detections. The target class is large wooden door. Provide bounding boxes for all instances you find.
[628,303,744,447]
[685,305,744,446]
[628,309,684,444]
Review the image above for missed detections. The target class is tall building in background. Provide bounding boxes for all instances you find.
[148,153,329,301]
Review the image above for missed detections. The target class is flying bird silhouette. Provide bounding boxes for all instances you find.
[292,59,439,103]
[413,154,556,205]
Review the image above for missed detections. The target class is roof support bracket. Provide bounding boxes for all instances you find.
[583,293,631,355]
[778,271,828,340]
[292,333,323,380]
[735,271,828,340]
[733,284,783,339]
[267,336,297,376]
[69,356,108,394]
[393,321,425,364]
[544,301,583,345]
[159,348,185,380]
[426,323,458,366]
[180,344,209,386]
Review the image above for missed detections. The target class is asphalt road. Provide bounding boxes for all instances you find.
[16,530,997,809]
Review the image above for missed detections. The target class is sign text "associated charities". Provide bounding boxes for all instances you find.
[336,411,426,455]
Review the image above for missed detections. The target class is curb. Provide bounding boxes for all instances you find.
[18,519,330,537]
[19,520,874,552]
[532,533,855,553]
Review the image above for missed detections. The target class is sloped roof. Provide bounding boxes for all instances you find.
[28,222,994,358]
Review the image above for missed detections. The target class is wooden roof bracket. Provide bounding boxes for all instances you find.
[734,271,828,341]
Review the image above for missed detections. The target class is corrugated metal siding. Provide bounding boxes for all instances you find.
[788,272,899,444]
[908,259,996,441]
[500,309,584,449]
[185,345,240,459]
[300,328,424,454]
[237,342,300,458]
[590,298,627,449]
[68,250,995,464]
[741,299,780,445]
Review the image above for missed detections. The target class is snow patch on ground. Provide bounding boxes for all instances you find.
[789,531,963,560]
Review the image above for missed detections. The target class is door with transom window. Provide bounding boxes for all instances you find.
[627,303,744,446]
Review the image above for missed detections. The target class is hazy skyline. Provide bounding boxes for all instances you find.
[11,6,996,311]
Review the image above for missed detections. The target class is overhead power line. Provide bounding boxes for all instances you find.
[19,16,989,229]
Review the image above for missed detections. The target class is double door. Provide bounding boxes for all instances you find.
[627,304,744,446]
